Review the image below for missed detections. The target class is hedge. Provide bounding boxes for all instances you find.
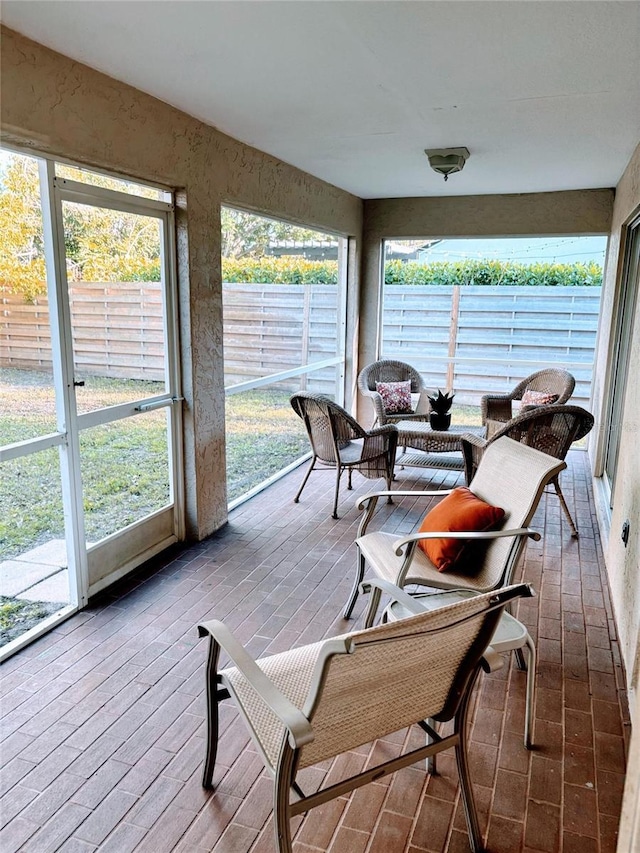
[384,259,602,287]
[221,257,602,286]
[222,256,338,284]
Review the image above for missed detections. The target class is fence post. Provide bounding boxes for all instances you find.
[446,284,461,392]
[300,285,311,390]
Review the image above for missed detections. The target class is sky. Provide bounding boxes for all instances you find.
[413,236,607,265]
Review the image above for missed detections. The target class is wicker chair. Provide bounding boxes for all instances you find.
[199,582,533,853]
[481,368,575,437]
[290,393,397,519]
[344,437,565,626]
[462,405,594,538]
[358,359,430,425]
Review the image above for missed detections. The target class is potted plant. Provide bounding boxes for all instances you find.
[428,389,455,430]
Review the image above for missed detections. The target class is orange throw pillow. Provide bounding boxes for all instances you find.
[417,487,505,572]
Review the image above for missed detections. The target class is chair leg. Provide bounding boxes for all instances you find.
[417,718,439,774]
[553,476,579,538]
[385,466,394,504]
[347,468,353,490]
[455,670,485,853]
[364,584,383,629]
[426,718,438,775]
[343,550,365,619]
[274,743,295,853]
[201,640,222,788]
[523,635,537,750]
[294,455,316,504]
[332,466,343,519]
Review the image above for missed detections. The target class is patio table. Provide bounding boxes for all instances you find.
[394,420,485,474]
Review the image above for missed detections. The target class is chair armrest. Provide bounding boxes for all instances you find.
[481,394,514,425]
[357,488,454,511]
[359,578,430,615]
[392,527,541,556]
[365,424,398,438]
[482,393,514,404]
[198,620,313,748]
[359,577,436,627]
[369,392,387,425]
[460,432,488,450]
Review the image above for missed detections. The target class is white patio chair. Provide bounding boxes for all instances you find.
[198,582,533,853]
[379,584,537,749]
[343,437,565,626]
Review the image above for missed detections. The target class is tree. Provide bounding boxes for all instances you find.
[221,206,332,258]
[0,152,161,302]
[61,202,160,283]
[0,154,46,301]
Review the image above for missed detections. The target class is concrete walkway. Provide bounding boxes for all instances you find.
[0,539,69,603]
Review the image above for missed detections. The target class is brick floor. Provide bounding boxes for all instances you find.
[0,451,630,852]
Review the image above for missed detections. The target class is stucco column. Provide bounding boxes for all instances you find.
[177,188,228,539]
[357,230,384,425]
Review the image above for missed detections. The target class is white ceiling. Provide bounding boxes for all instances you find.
[2,1,639,199]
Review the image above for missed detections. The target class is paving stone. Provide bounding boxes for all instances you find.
[0,561,63,597]
[17,570,70,604]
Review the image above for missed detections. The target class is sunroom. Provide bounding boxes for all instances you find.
[0,3,639,852]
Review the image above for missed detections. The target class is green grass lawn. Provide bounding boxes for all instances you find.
[225,387,310,501]
[0,598,64,646]
[0,370,311,560]
[1,370,172,557]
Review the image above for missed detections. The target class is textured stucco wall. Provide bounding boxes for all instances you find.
[591,142,640,702]
[359,190,614,386]
[364,191,614,240]
[593,142,640,853]
[0,26,363,545]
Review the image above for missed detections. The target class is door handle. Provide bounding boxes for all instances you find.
[73,380,85,387]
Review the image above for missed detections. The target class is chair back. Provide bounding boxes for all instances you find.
[496,405,594,461]
[291,393,363,465]
[358,359,425,395]
[358,359,428,425]
[515,368,575,404]
[298,584,529,768]
[463,438,566,589]
[482,368,575,430]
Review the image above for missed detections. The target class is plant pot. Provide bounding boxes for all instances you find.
[429,412,451,431]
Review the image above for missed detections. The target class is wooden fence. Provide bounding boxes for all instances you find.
[1,284,165,381]
[1,282,601,405]
[222,283,340,394]
[382,284,601,405]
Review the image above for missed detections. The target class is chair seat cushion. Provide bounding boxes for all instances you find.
[417,487,505,572]
[376,380,412,414]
